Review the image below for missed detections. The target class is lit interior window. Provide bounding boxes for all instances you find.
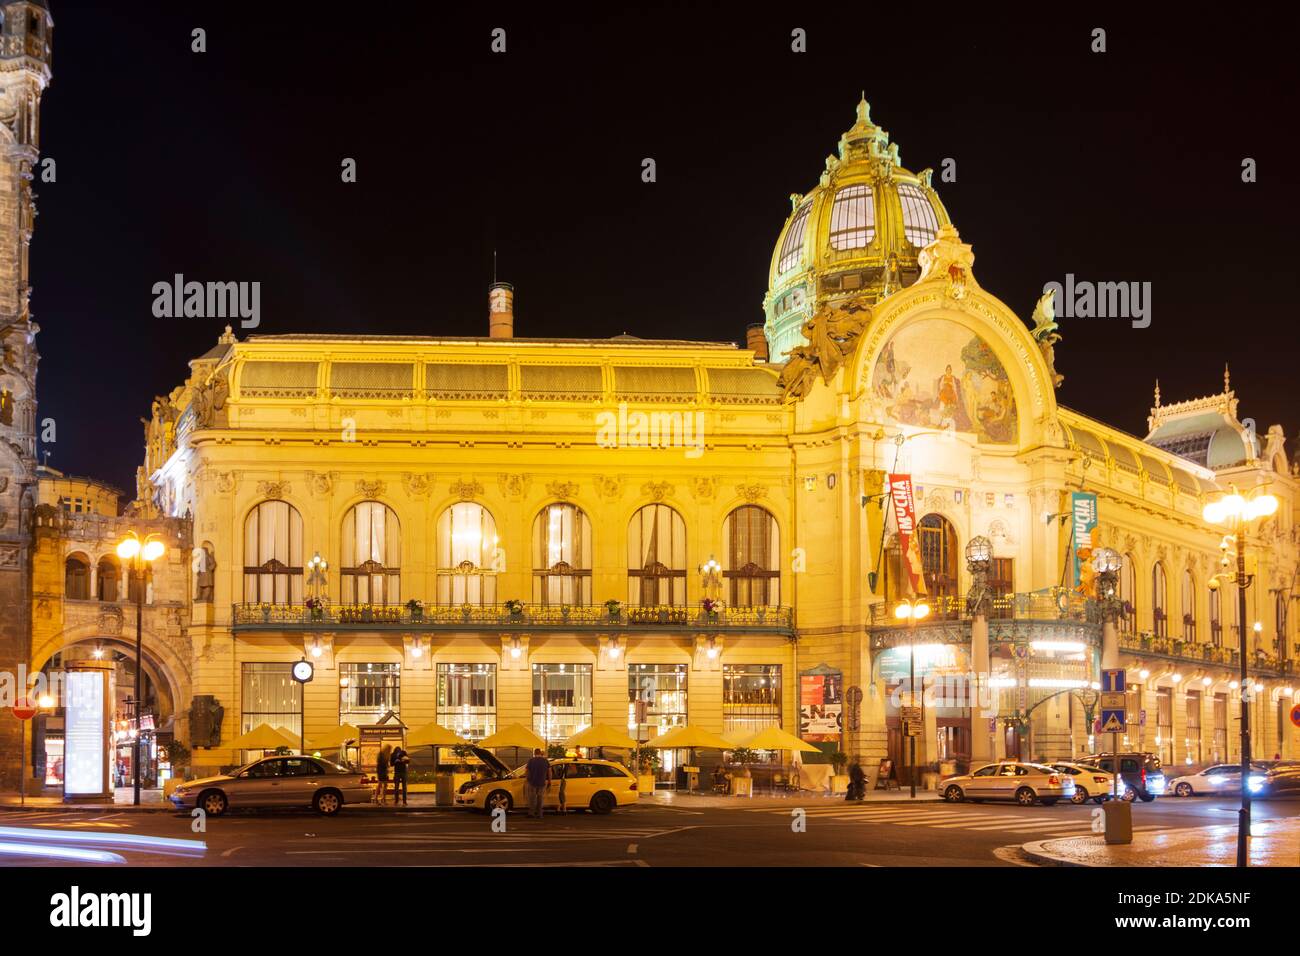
[897,183,939,247]
[777,201,812,273]
[828,184,875,250]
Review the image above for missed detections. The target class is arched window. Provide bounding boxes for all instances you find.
[1119,553,1136,634]
[918,513,960,615]
[1209,586,1222,646]
[1181,569,1196,641]
[778,200,812,272]
[828,184,875,251]
[898,182,940,247]
[627,504,686,605]
[96,556,121,602]
[722,505,780,606]
[532,503,592,605]
[436,502,498,605]
[1152,562,1168,637]
[244,500,304,605]
[342,502,401,605]
[65,554,90,600]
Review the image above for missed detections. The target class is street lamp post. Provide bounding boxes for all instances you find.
[116,531,168,806]
[894,597,931,798]
[1203,487,1278,868]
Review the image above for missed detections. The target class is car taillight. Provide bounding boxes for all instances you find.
[1093,776,1108,784]
[1141,767,1147,786]
[629,780,638,791]
[1048,774,1060,785]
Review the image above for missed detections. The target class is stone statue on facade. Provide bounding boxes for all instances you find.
[1029,290,1064,388]
[192,544,216,602]
[778,299,871,400]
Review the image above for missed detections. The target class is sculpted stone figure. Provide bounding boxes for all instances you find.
[778,299,871,400]
[1029,289,1064,388]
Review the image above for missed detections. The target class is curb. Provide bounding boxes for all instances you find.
[1020,838,1090,866]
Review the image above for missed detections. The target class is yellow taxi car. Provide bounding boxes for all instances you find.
[455,757,640,814]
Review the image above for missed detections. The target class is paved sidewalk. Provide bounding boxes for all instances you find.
[1023,817,1300,867]
[1,786,942,812]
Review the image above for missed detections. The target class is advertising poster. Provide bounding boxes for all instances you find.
[1071,491,1099,589]
[799,670,843,743]
[889,473,926,596]
[64,670,105,796]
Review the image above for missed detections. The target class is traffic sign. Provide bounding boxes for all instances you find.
[1291,703,1300,729]
[1100,692,1126,710]
[901,706,921,722]
[12,697,37,721]
[1101,669,1126,693]
[1100,711,1126,733]
[903,720,922,737]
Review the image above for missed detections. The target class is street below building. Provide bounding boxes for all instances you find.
[2,794,1297,867]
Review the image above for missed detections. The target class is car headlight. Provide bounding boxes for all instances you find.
[1248,775,1265,792]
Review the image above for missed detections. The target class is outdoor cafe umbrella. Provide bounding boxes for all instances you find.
[737,725,822,755]
[563,723,637,759]
[646,724,733,770]
[225,723,301,754]
[310,723,361,752]
[479,723,547,767]
[407,722,470,774]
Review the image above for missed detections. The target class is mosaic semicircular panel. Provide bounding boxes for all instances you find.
[873,318,1018,444]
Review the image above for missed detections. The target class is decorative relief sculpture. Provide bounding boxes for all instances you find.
[257,480,290,499]
[735,483,767,503]
[1029,290,1064,388]
[778,299,872,401]
[401,473,433,497]
[546,480,580,501]
[449,477,484,501]
[641,481,674,503]
[356,479,387,500]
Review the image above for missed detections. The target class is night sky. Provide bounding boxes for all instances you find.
[29,4,1299,494]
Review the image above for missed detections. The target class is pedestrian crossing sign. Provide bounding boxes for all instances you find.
[1100,711,1126,733]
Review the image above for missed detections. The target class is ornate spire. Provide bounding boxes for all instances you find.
[838,94,895,166]
[1223,362,1231,394]
[1153,380,1160,408]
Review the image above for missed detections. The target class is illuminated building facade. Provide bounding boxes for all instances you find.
[8,94,1299,788]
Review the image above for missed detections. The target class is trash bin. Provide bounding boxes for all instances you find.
[1103,799,1132,844]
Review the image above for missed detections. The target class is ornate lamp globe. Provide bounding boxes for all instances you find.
[965,535,993,566]
[1092,547,1122,574]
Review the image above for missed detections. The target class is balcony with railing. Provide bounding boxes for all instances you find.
[231,601,795,636]
[867,588,1102,651]
[1118,631,1296,677]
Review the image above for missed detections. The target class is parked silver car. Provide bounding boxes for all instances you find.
[940,761,1075,806]
[169,755,373,816]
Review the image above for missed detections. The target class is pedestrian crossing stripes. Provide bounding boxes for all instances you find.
[741,803,1176,839]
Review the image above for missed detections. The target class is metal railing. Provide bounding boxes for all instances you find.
[231,601,794,634]
[867,588,1099,626]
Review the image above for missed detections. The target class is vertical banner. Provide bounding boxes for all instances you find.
[1070,491,1098,588]
[889,474,926,596]
[799,668,843,744]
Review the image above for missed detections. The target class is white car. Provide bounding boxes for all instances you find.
[1048,762,1120,804]
[1167,763,1267,797]
[939,761,1076,806]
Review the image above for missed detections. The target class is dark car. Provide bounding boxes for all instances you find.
[1251,764,1300,799]
[1075,752,1165,802]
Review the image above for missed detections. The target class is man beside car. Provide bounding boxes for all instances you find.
[524,748,552,818]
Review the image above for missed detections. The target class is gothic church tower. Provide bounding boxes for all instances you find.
[0,0,50,788]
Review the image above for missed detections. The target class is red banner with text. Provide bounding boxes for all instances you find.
[889,473,927,597]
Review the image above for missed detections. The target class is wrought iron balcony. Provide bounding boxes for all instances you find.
[230,601,794,636]
[867,588,1102,651]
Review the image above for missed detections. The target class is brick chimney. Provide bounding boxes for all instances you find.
[489,281,514,338]
[746,322,769,362]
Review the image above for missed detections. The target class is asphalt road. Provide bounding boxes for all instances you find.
[2,795,1297,867]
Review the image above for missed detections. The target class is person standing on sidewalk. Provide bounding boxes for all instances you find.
[524,748,551,818]
[375,744,392,805]
[391,745,410,806]
[556,761,569,813]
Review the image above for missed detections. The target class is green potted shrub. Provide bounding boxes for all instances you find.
[730,747,758,797]
[547,743,568,760]
[406,598,424,622]
[829,750,850,795]
[632,746,660,794]
[504,599,525,621]
[604,599,622,623]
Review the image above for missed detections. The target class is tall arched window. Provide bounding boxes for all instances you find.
[342,502,401,605]
[1119,553,1136,633]
[65,554,90,600]
[1209,586,1222,646]
[244,500,304,605]
[1181,569,1196,641]
[722,505,780,606]
[96,556,121,602]
[918,513,960,615]
[532,503,592,605]
[627,504,686,605]
[436,502,499,605]
[1152,562,1168,637]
